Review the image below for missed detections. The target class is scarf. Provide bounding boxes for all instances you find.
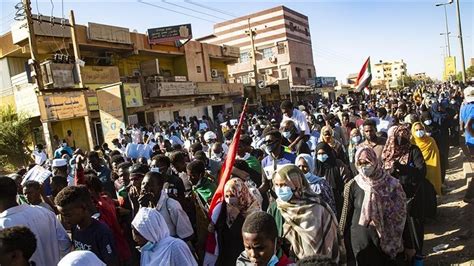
[314,142,343,192]
[411,122,442,195]
[224,178,261,227]
[382,125,411,170]
[319,125,337,149]
[274,165,343,262]
[354,147,407,259]
[58,251,106,266]
[295,154,323,184]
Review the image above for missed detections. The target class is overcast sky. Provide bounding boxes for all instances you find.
[1,0,472,82]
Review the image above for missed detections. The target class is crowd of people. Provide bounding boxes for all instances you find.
[1,79,473,266]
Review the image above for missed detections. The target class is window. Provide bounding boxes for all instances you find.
[394,67,398,70]
[240,52,250,63]
[262,48,273,59]
[242,75,250,84]
[277,43,285,54]
[281,68,288,79]
[289,22,294,31]
[307,69,312,78]
[296,67,302,78]
[196,66,201,73]
[304,28,309,36]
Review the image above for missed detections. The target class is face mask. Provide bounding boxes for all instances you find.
[267,255,279,266]
[352,136,361,143]
[359,165,375,177]
[282,131,291,139]
[225,196,238,206]
[140,241,156,252]
[252,130,259,136]
[304,172,320,184]
[423,120,432,126]
[150,167,160,173]
[415,130,425,138]
[265,142,278,154]
[213,152,223,159]
[317,154,329,162]
[275,186,293,202]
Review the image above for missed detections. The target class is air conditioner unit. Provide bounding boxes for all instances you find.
[269,56,277,63]
[248,72,255,78]
[211,69,219,78]
[265,69,273,75]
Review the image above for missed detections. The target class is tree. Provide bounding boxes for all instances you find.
[456,65,474,82]
[397,75,417,89]
[0,105,32,169]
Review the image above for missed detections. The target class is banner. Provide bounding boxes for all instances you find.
[38,91,88,122]
[444,56,456,77]
[97,84,126,147]
[123,83,144,108]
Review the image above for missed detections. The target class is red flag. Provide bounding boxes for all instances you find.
[355,57,372,92]
[205,98,248,255]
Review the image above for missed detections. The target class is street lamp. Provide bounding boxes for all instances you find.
[435,1,452,57]
[440,32,451,57]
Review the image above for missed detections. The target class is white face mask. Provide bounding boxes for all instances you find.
[359,165,375,177]
[351,136,361,143]
[282,131,291,139]
[423,120,432,126]
[415,130,425,138]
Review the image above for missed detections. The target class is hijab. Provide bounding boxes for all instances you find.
[224,178,261,227]
[314,142,342,191]
[295,154,323,184]
[382,125,411,170]
[319,126,336,148]
[273,165,343,261]
[58,251,106,266]
[131,208,197,266]
[354,147,407,259]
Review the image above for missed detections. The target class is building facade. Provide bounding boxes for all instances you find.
[198,5,316,104]
[0,15,243,154]
[372,60,407,89]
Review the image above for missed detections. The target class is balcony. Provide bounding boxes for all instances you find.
[195,82,243,96]
[145,80,196,97]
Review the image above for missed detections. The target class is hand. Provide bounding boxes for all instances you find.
[138,192,155,208]
[75,155,84,165]
[129,186,139,200]
[208,223,215,233]
[404,248,416,261]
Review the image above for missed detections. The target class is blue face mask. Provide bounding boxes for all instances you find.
[275,186,293,202]
[140,241,156,252]
[304,172,320,184]
[317,154,329,162]
[282,131,291,139]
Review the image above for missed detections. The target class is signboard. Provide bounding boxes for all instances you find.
[21,165,52,185]
[444,56,456,77]
[97,84,126,147]
[13,84,41,117]
[11,15,71,44]
[38,92,88,121]
[81,66,120,84]
[88,22,131,44]
[196,82,223,94]
[315,76,337,88]
[84,90,99,111]
[223,83,243,95]
[147,24,192,44]
[291,85,313,92]
[222,45,240,58]
[147,81,196,97]
[123,83,143,108]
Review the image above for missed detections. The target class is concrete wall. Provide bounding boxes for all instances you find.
[184,41,207,82]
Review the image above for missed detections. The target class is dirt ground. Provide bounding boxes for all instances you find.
[424,146,474,266]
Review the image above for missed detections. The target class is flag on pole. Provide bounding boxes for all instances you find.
[205,98,248,256]
[355,57,372,92]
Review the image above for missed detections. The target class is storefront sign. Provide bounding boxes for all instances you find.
[84,91,99,111]
[123,83,143,108]
[38,92,88,121]
[147,82,196,97]
[196,82,223,94]
[88,22,131,44]
[81,66,120,84]
[147,24,192,44]
[97,84,126,147]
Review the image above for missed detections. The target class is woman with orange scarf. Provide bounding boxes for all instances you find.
[411,122,442,195]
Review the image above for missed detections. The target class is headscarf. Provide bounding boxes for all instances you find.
[273,165,343,262]
[58,251,106,266]
[295,153,316,175]
[224,178,261,227]
[354,147,407,259]
[319,125,336,148]
[314,142,342,192]
[411,122,442,195]
[382,125,411,170]
[131,208,197,266]
[348,128,362,164]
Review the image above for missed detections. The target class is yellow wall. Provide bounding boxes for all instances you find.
[0,95,16,109]
[113,54,186,77]
[51,118,89,150]
[173,56,188,77]
[210,59,228,77]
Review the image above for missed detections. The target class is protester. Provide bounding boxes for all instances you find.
[268,165,343,263]
[340,147,408,265]
[0,177,71,266]
[0,226,37,266]
[58,250,106,266]
[131,207,197,266]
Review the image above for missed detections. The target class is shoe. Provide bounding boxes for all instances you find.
[464,197,474,204]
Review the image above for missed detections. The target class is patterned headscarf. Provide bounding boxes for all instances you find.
[354,147,407,259]
[224,178,261,227]
[273,164,318,201]
[382,125,411,170]
[319,125,336,148]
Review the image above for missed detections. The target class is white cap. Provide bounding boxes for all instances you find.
[204,131,217,142]
[52,158,67,168]
[464,86,474,103]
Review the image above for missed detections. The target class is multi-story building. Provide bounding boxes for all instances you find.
[372,60,407,88]
[197,5,316,104]
[0,15,243,154]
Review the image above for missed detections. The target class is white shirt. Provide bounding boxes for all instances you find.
[0,204,71,265]
[281,109,310,135]
[33,150,47,165]
[155,193,193,239]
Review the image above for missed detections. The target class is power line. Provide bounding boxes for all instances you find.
[137,0,218,24]
[161,0,227,21]
[184,0,237,18]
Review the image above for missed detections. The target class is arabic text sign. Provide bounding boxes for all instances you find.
[38,92,88,121]
[147,24,192,44]
[123,83,144,108]
[97,84,125,147]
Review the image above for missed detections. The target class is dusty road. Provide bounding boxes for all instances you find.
[424,146,474,265]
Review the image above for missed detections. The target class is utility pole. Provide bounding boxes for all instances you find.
[246,18,261,105]
[455,0,466,83]
[23,0,44,91]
